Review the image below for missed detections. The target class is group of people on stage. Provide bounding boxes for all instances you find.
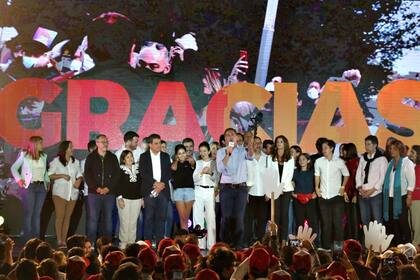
[10,128,420,252]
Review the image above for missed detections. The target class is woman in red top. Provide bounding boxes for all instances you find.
[342,143,360,239]
[409,145,420,245]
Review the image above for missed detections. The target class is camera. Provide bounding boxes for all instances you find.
[189,225,207,239]
[289,239,301,247]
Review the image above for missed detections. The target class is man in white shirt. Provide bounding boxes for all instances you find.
[114,131,144,164]
[355,135,388,225]
[139,134,172,244]
[315,139,349,249]
[246,136,268,244]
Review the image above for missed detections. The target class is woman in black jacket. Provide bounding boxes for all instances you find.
[116,150,142,249]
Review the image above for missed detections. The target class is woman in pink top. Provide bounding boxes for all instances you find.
[409,145,420,245]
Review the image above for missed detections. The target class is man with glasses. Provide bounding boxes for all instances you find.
[84,134,120,243]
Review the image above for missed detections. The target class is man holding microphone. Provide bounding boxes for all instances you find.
[216,128,253,249]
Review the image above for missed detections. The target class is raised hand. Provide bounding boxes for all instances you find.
[288,224,317,244]
[363,220,394,253]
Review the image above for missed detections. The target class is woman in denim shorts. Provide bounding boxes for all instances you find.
[171,144,195,230]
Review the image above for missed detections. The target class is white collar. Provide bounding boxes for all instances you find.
[120,165,139,182]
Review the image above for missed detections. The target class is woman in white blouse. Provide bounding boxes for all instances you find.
[271,135,295,245]
[383,139,415,245]
[11,136,50,241]
[48,141,83,246]
[193,141,217,250]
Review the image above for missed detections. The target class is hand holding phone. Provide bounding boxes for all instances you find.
[332,241,344,261]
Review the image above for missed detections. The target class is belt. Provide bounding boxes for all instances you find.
[198,185,214,189]
[221,182,246,189]
[32,181,44,185]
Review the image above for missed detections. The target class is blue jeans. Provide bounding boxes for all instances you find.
[359,193,382,225]
[143,194,168,244]
[20,183,47,241]
[164,201,174,237]
[220,184,247,248]
[86,193,115,242]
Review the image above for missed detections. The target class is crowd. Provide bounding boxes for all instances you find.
[4,127,420,279]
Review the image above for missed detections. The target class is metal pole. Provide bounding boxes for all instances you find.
[254,0,279,87]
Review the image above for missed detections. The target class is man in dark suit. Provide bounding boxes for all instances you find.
[138,133,172,244]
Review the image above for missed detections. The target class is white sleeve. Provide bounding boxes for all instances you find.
[314,159,321,177]
[405,159,416,192]
[47,158,59,176]
[193,160,202,184]
[10,151,25,182]
[75,159,83,178]
[340,159,350,176]
[372,158,388,191]
[355,158,364,188]
[281,158,295,186]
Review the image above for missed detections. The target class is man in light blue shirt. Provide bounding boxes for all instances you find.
[216,128,253,249]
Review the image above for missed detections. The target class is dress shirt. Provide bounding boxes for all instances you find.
[193,159,216,187]
[48,157,83,201]
[114,145,144,164]
[150,151,161,182]
[216,146,251,184]
[355,152,388,197]
[248,153,268,196]
[388,157,415,197]
[315,157,350,199]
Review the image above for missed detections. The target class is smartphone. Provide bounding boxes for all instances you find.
[382,257,396,267]
[289,239,301,248]
[332,241,344,261]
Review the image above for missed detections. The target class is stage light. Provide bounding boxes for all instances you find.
[0,216,4,226]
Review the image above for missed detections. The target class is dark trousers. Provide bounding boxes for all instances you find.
[143,194,168,244]
[293,198,318,235]
[246,195,267,244]
[86,193,115,243]
[275,191,292,241]
[319,196,345,249]
[21,183,47,242]
[344,201,361,240]
[386,195,412,246]
[39,188,54,240]
[67,195,85,237]
[220,184,247,248]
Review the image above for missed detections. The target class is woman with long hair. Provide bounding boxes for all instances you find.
[48,140,83,246]
[383,139,415,245]
[116,150,142,249]
[171,144,195,230]
[271,135,295,245]
[193,141,217,250]
[11,136,50,241]
[341,143,360,239]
